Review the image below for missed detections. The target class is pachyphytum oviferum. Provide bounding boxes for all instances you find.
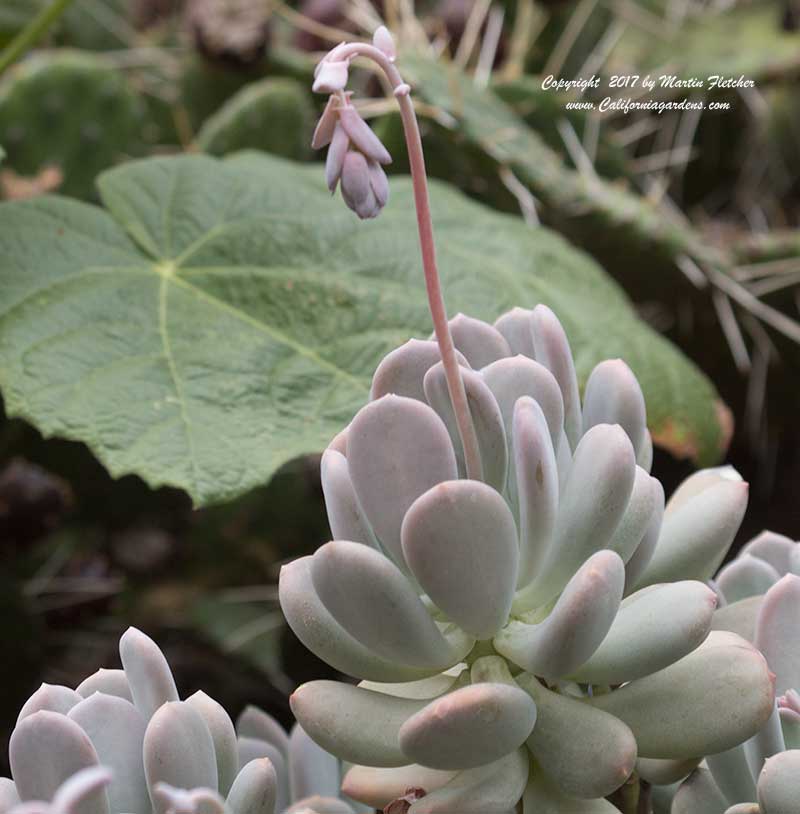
[1,627,363,814]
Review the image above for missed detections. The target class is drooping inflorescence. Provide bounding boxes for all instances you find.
[0,628,361,814]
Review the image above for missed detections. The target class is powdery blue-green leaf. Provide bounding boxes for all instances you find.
[755,575,800,696]
[9,712,101,805]
[285,796,354,814]
[0,152,725,505]
[706,744,757,808]
[587,632,775,759]
[288,723,339,802]
[226,759,277,814]
[672,768,728,814]
[401,480,518,639]
[397,683,537,770]
[569,580,718,684]
[236,738,287,813]
[514,425,635,610]
[345,395,457,568]
[76,670,132,702]
[712,595,764,644]
[143,702,218,808]
[279,556,436,683]
[423,363,508,490]
[50,768,112,814]
[718,555,780,603]
[497,550,624,678]
[447,313,510,369]
[636,757,700,786]
[119,627,179,722]
[235,707,288,756]
[289,680,426,768]
[407,749,529,814]
[68,693,149,814]
[310,540,472,670]
[16,685,82,724]
[320,449,378,548]
[342,764,456,810]
[758,750,800,814]
[742,532,798,577]
[521,766,620,813]
[516,674,636,799]
[185,691,239,796]
[0,779,20,810]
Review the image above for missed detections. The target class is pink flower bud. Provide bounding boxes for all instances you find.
[372,26,396,61]
[340,151,388,219]
[312,59,349,94]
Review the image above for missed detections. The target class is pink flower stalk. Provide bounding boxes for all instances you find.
[309,26,484,481]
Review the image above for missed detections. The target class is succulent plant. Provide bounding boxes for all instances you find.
[664,533,800,814]
[1,628,359,814]
[273,26,779,814]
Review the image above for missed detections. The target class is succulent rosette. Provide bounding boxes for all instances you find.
[1,628,360,814]
[280,305,774,812]
[664,533,800,814]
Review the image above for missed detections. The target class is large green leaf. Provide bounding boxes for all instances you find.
[0,152,726,505]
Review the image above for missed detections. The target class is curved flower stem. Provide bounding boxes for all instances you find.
[334,43,483,481]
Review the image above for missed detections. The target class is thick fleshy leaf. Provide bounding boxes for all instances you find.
[341,764,455,809]
[623,479,665,594]
[672,768,728,814]
[712,595,763,643]
[236,739,287,813]
[320,449,377,548]
[587,632,775,759]
[779,698,800,750]
[287,797,354,814]
[651,783,680,814]
[608,467,661,564]
[119,627,179,721]
[397,683,536,770]
[186,691,239,796]
[143,701,218,808]
[76,669,132,701]
[746,703,785,777]
[706,743,758,807]
[290,680,427,767]
[279,557,435,682]
[636,757,700,785]
[16,685,82,724]
[446,314,510,369]
[516,674,636,799]
[369,340,469,403]
[742,531,797,576]
[569,580,717,684]
[0,779,20,810]
[346,395,457,567]
[582,359,647,463]
[68,693,149,814]
[634,475,748,588]
[755,574,800,695]
[724,805,760,814]
[358,670,464,700]
[718,555,780,603]
[422,363,507,491]
[151,784,228,814]
[513,396,558,588]
[9,712,100,804]
[50,768,111,814]
[235,707,288,756]
[288,723,339,802]
[666,466,742,510]
[515,424,635,609]
[311,541,472,669]
[530,304,582,451]
[521,766,620,813]
[408,749,528,814]
[494,309,535,357]
[757,750,800,814]
[497,551,624,677]
[401,480,518,639]
[481,356,564,449]
[226,759,277,814]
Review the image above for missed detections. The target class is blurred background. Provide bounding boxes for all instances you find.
[1,0,799,774]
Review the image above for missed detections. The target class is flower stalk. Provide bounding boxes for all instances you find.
[311,31,484,481]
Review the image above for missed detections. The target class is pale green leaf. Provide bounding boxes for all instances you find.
[0,151,724,505]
